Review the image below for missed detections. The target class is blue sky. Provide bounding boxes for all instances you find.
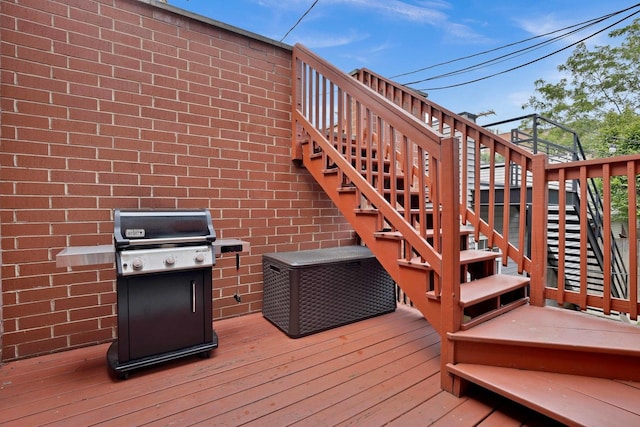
[167,0,639,129]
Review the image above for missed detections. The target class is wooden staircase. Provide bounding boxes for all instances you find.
[301,128,529,335]
[292,44,640,424]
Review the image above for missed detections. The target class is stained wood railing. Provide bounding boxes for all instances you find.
[488,114,629,301]
[545,156,640,320]
[353,68,546,294]
[353,67,640,321]
[291,44,461,317]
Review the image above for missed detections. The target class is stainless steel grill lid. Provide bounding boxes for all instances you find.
[114,209,216,248]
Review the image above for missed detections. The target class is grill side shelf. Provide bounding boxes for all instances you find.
[56,245,115,268]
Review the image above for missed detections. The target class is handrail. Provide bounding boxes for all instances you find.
[355,68,640,320]
[353,67,540,290]
[292,44,461,301]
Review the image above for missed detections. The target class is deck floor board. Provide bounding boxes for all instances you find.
[0,305,607,426]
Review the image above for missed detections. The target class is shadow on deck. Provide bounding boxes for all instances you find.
[1,305,565,426]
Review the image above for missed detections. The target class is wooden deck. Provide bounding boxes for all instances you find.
[0,305,562,426]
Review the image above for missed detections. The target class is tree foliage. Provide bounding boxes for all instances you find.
[523,19,640,220]
[525,18,640,120]
[524,18,640,152]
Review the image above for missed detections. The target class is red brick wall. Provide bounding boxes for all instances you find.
[0,0,355,361]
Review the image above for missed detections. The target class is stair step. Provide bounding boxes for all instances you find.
[419,273,530,330]
[459,274,529,308]
[323,167,339,175]
[354,208,379,216]
[337,184,356,193]
[449,305,640,356]
[459,249,500,265]
[374,228,473,240]
[353,207,427,217]
[400,249,500,271]
[446,363,640,425]
[448,305,640,381]
[458,274,529,330]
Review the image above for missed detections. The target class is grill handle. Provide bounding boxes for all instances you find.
[191,280,196,313]
[121,236,214,247]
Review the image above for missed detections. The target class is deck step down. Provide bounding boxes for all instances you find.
[447,363,640,425]
[448,305,640,380]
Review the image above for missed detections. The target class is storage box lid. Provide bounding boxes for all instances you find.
[264,246,374,267]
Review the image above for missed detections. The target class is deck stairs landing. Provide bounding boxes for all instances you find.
[292,46,640,425]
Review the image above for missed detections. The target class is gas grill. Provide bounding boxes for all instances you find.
[107,209,218,378]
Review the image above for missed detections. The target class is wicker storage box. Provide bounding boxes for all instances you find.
[262,246,396,338]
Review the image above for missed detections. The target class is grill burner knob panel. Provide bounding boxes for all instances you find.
[117,245,214,276]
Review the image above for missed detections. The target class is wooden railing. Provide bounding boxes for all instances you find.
[353,67,640,320]
[291,44,461,303]
[353,68,546,294]
[488,114,629,300]
[545,155,640,320]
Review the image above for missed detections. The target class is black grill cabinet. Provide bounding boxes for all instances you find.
[262,246,396,338]
[108,209,218,379]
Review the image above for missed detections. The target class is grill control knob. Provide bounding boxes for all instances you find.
[165,255,176,266]
[132,258,143,270]
[195,253,206,263]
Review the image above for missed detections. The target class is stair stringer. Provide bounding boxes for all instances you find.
[299,138,444,334]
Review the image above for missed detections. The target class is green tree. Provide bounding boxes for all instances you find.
[524,19,640,221]
[597,109,640,157]
[596,110,640,221]
[524,18,640,154]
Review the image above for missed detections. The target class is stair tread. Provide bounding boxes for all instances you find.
[449,305,640,355]
[447,363,640,425]
[401,249,501,270]
[460,249,501,264]
[459,274,529,306]
[354,207,430,216]
[374,228,473,240]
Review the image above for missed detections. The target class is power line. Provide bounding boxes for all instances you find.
[390,12,619,80]
[391,3,640,89]
[417,7,640,91]
[401,11,617,85]
[280,0,320,43]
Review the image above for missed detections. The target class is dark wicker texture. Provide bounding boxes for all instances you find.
[262,246,396,338]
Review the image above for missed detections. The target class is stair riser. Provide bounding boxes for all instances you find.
[453,340,640,382]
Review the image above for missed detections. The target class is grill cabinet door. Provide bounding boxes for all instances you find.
[118,269,209,362]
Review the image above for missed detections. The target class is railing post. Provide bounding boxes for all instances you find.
[532,114,539,154]
[439,136,461,393]
[291,47,304,161]
[529,153,548,306]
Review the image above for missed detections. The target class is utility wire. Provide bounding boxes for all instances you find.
[280,0,319,42]
[403,10,615,85]
[390,12,619,80]
[393,3,640,87]
[417,7,640,91]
